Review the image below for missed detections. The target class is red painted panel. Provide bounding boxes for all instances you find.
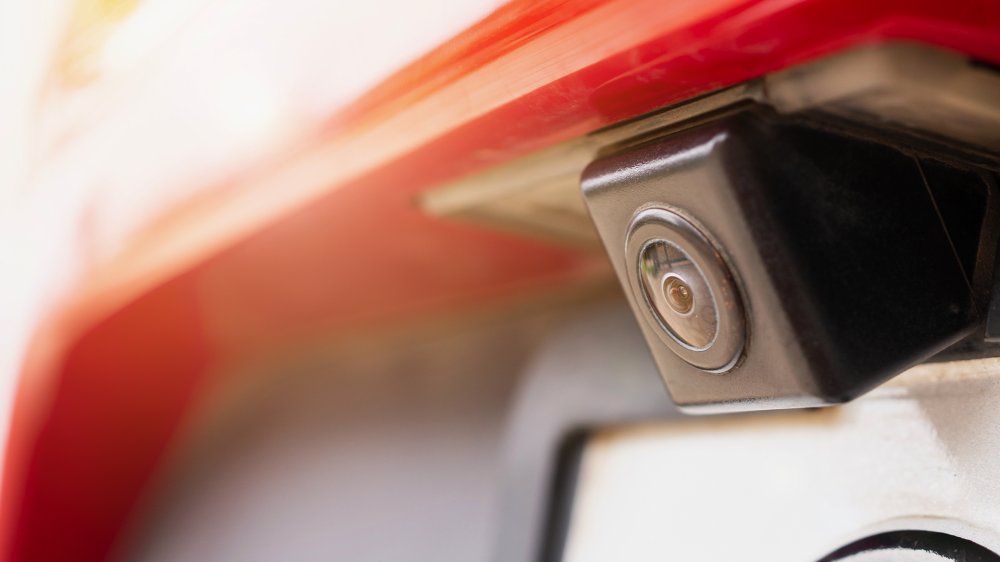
[7,277,210,562]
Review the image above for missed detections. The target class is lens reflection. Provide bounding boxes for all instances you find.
[639,240,718,349]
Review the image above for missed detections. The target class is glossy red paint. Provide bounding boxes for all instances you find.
[5,0,1000,560]
[6,278,210,562]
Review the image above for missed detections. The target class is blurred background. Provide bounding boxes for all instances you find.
[0,1,616,560]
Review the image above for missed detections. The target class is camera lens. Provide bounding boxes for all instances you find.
[639,240,717,350]
[663,276,694,315]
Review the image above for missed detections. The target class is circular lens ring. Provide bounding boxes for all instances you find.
[625,207,746,373]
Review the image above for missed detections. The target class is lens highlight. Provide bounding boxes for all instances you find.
[639,240,718,349]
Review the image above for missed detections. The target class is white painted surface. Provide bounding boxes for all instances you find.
[564,360,1000,562]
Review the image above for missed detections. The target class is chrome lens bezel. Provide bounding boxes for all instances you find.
[625,207,746,373]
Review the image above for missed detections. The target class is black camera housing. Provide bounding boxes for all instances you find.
[582,106,996,413]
